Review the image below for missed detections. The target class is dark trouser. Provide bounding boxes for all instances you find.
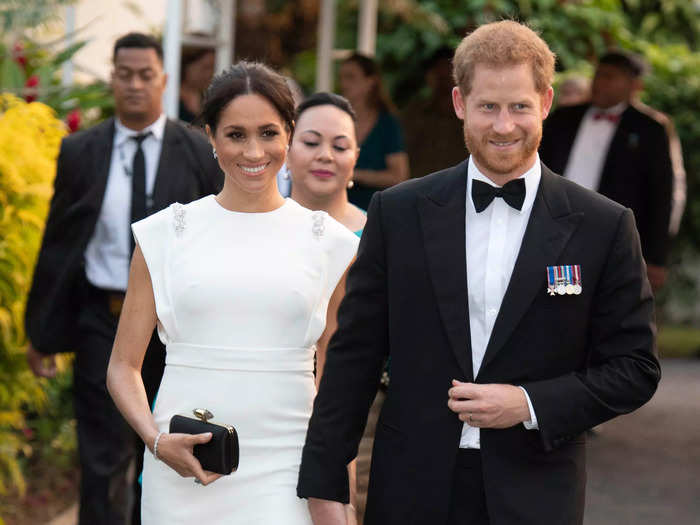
[448,449,490,525]
[74,282,165,525]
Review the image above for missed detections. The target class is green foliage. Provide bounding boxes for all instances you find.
[0,36,113,128]
[0,2,109,503]
[0,0,75,33]
[24,365,77,472]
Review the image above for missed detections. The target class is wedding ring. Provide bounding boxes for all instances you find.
[468,413,474,423]
[194,479,202,485]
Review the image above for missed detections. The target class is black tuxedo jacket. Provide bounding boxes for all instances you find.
[26,117,223,354]
[539,103,673,266]
[298,161,660,525]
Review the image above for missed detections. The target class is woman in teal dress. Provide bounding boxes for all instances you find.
[338,53,410,209]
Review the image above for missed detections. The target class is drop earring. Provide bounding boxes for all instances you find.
[212,148,218,159]
[347,179,354,189]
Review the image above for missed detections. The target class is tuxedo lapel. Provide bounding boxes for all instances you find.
[152,120,183,211]
[417,161,473,381]
[598,107,635,193]
[89,118,115,211]
[478,167,583,374]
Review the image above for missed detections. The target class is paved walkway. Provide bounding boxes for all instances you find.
[584,358,700,524]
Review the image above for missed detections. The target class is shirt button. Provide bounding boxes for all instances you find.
[476,438,480,446]
[488,308,497,316]
[496,219,504,225]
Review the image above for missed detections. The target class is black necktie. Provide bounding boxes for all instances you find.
[129,132,151,253]
[471,178,526,213]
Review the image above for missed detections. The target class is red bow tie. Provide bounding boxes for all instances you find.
[593,112,620,124]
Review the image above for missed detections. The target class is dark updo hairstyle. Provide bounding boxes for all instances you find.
[200,61,295,135]
[341,53,397,114]
[295,92,357,134]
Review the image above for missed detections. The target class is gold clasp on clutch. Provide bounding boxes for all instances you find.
[193,408,214,423]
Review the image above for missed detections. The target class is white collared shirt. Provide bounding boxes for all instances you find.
[460,155,540,449]
[563,102,627,191]
[84,114,167,291]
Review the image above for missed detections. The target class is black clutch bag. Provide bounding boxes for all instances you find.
[169,408,239,475]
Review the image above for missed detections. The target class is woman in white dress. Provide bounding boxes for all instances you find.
[106,62,359,524]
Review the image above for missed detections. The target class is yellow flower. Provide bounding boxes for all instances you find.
[0,94,67,496]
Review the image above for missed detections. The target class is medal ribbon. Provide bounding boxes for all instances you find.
[573,265,582,286]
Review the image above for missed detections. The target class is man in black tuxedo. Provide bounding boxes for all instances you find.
[25,33,222,524]
[298,21,660,525]
[539,50,673,291]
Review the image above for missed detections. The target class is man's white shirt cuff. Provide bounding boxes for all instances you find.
[519,386,539,430]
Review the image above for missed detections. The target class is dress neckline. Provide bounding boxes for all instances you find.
[207,194,293,216]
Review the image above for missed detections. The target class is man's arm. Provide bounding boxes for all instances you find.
[25,139,76,358]
[643,123,674,288]
[298,192,389,503]
[522,209,660,450]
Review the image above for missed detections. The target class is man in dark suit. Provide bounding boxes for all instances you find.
[25,33,222,525]
[539,50,673,291]
[298,21,660,525]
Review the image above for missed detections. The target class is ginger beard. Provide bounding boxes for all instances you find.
[462,115,542,178]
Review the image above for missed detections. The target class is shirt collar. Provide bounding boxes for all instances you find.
[114,113,167,148]
[467,154,542,215]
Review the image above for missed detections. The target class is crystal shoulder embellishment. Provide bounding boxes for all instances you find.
[173,203,186,237]
[311,211,325,240]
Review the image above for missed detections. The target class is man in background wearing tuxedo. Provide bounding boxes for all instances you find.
[25,33,222,524]
[298,21,660,525]
[539,50,674,291]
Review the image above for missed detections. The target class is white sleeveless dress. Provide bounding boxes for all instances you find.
[132,195,359,524]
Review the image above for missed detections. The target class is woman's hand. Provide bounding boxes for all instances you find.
[154,432,223,485]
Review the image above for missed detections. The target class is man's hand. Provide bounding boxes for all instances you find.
[646,264,667,292]
[308,498,347,525]
[26,343,57,378]
[447,381,530,429]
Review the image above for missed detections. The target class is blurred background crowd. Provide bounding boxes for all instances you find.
[0,1,699,524]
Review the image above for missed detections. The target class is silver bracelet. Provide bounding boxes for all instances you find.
[152,431,165,460]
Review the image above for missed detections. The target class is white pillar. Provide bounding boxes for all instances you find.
[61,5,76,87]
[315,0,336,93]
[163,0,184,119]
[357,0,378,57]
[216,0,236,73]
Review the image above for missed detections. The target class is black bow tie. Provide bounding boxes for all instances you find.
[471,178,526,213]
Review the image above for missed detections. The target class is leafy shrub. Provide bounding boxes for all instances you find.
[0,94,68,495]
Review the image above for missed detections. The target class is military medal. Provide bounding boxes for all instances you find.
[554,266,566,295]
[572,264,583,295]
[546,266,557,295]
[564,266,575,295]
[547,265,583,296]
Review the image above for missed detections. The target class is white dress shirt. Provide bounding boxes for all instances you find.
[563,102,627,191]
[460,155,540,449]
[84,114,167,291]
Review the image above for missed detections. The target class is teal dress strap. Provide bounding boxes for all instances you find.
[353,205,367,237]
